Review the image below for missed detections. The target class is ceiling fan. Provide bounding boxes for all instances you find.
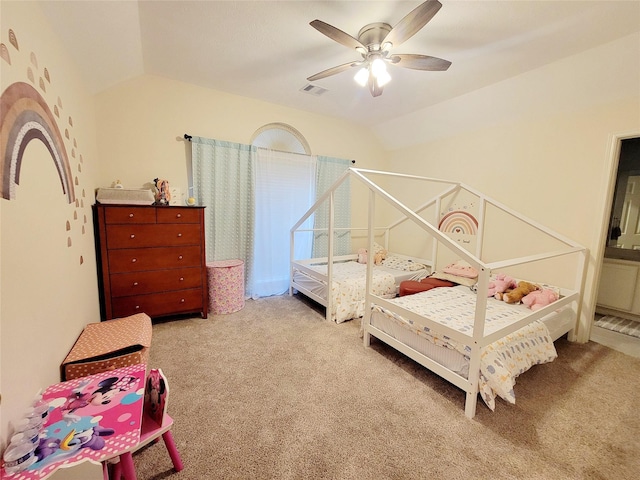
[307,0,451,97]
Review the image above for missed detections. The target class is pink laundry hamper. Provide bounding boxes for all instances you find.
[207,259,245,314]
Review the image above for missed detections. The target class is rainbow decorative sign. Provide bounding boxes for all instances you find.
[0,81,74,202]
[438,210,478,235]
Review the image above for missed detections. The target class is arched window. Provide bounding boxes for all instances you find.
[250,123,311,155]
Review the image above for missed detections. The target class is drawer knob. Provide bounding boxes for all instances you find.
[176,213,182,218]
[133,282,138,286]
[129,213,134,218]
[180,298,185,303]
[178,255,183,260]
[135,305,140,310]
[130,234,135,239]
[177,233,182,237]
[132,258,137,263]
[179,277,184,281]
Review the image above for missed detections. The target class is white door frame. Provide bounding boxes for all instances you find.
[589,131,640,341]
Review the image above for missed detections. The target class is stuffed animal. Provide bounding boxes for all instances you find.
[487,273,517,299]
[357,246,387,265]
[522,288,559,311]
[502,281,538,304]
[154,178,171,205]
[373,249,386,265]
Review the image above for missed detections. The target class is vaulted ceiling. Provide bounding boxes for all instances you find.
[38,1,640,127]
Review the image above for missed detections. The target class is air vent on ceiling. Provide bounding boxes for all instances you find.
[300,83,328,96]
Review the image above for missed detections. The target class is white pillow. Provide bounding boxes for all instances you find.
[431,271,477,287]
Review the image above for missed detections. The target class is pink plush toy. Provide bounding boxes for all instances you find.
[487,273,517,299]
[521,288,559,311]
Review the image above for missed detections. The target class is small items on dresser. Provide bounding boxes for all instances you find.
[153,178,171,205]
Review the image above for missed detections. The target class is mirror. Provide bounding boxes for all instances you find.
[606,137,640,260]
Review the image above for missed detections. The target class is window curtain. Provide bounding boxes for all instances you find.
[253,148,316,297]
[312,156,352,257]
[191,137,257,297]
[191,136,351,300]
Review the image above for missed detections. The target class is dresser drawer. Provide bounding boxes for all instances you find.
[110,267,203,297]
[106,224,201,249]
[111,288,204,318]
[157,208,201,224]
[107,246,202,273]
[104,206,156,224]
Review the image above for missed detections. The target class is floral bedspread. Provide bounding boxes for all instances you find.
[371,287,558,410]
[310,261,397,323]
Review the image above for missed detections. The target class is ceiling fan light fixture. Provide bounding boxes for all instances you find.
[376,69,391,87]
[307,0,451,97]
[371,57,387,77]
[354,67,369,87]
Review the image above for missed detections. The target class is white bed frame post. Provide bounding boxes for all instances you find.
[568,247,589,341]
[289,227,294,297]
[326,189,335,322]
[363,188,376,347]
[465,269,489,418]
[433,196,441,270]
[476,197,487,259]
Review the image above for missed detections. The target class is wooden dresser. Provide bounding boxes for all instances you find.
[94,204,208,320]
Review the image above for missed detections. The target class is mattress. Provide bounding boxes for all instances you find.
[292,261,427,299]
[368,285,573,408]
[370,304,572,378]
[292,260,429,323]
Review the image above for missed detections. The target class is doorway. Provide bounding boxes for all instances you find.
[592,134,640,358]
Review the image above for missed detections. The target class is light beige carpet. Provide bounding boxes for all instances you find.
[132,294,640,480]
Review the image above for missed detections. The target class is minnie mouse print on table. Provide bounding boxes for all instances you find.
[2,364,146,479]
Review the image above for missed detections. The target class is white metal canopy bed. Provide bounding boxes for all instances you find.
[291,253,430,323]
[291,168,587,419]
[289,168,432,323]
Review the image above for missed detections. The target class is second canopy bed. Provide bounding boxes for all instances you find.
[291,168,586,418]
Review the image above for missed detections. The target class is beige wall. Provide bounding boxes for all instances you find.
[0,2,101,472]
[380,34,640,342]
[93,74,387,208]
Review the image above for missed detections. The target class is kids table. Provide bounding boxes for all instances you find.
[2,363,146,479]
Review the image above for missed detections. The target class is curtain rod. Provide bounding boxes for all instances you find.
[183,133,355,164]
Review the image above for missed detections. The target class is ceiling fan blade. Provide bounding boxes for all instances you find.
[368,75,383,97]
[389,54,451,71]
[307,61,361,82]
[310,19,366,51]
[383,0,442,48]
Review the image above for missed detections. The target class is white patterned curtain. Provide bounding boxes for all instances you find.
[253,148,316,297]
[313,156,352,257]
[191,137,257,297]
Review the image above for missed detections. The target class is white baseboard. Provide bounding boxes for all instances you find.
[590,325,640,358]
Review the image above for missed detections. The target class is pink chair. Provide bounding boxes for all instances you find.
[109,368,183,479]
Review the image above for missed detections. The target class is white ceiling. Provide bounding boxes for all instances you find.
[37,0,640,128]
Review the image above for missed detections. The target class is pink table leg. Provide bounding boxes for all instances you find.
[119,452,137,480]
[162,431,184,471]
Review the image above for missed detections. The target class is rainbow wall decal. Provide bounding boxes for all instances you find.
[438,210,478,235]
[0,81,74,202]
